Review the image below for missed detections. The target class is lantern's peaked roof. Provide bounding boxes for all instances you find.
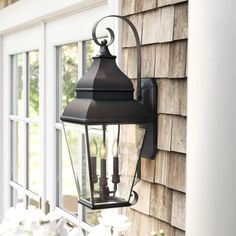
[61,44,149,124]
[76,44,134,94]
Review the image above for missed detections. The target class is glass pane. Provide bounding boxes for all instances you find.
[12,121,24,185]
[83,38,106,73]
[87,124,146,208]
[29,124,40,194]
[59,128,81,214]
[85,208,100,226]
[11,188,24,207]
[62,123,91,208]
[16,54,24,116]
[29,51,39,118]
[58,43,78,118]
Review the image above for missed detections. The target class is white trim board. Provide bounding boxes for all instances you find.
[0,35,3,222]
[0,0,107,35]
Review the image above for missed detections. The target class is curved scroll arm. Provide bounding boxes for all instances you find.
[92,15,142,101]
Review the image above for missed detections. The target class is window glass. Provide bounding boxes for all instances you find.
[10,51,40,207]
[57,43,79,215]
[57,39,107,225]
[29,51,39,118]
[83,39,104,73]
[16,54,24,117]
[11,121,24,186]
[58,43,78,118]
[29,123,40,194]
[61,130,79,214]
[11,187,24,207]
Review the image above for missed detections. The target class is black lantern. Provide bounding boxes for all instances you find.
[61,15,157,209]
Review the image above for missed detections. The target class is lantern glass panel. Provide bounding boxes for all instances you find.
[63,122,146,209]
[63,122,92,204]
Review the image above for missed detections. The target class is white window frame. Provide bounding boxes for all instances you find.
[2,24,43,214]
[0,0,121,232]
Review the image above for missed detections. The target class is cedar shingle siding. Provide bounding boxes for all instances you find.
[0,0,17,9]
[122,0,187,235]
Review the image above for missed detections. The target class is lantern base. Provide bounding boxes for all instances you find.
[79,196,132,209]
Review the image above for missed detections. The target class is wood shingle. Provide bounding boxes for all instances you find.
[142,6,174,44]
[154,151,186,192]
[171,116,186,153]
[141,45,156,77]
[122,0,187,234]
[158,0,187,7]
[157,6,175,42]
[171,191,186,230]
[139,213,159,236]
[134,0,157,13]
[155,150,169,185]
[141,157,156,182]
[166,152,186,192]
[122,0,157,15]
[123,14,143,47]
[157,114,173,151]
[158,79,187,116]
[174,229,185,236]
[150,184,173,223]
[155,43,170,78]
[158,221,175,236]
[125,209,141,236]
[173,3,188,40]
[132,180,151,215]
[123,47,137,78]
[142,10,160,44]
[169,40,187,78]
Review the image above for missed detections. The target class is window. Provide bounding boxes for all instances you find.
[56,43,79,214]
[0,0,121,233]
[10,51,41,207]
[56,39,105,225]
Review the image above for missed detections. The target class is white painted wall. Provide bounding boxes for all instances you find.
[187,0,236,235]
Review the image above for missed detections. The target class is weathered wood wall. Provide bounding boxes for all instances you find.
[122,0,188,235]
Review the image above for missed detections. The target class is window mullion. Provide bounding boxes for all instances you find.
[39,22,47,212]
[22,52,28,208]
[78,41,83,78]
[56,46,63,208]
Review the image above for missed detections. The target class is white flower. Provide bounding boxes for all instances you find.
[0,205,69,236]
[98,210,130,231]
[89,210,131,236]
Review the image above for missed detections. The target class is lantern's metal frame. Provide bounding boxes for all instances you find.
[62,15,157,159]
[92,15,157,159]
[61,15,158,209]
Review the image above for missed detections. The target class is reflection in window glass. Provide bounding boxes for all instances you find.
[83,39,105,73]
[60,131,78,214]
[57,43,79,215]
[12,121,24,186]
[16,54,24,116]
[10,50,40,208]
[59,43,78,117]
[29,124,40,194]
[29,51,39,118]
[11,187,24,207]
